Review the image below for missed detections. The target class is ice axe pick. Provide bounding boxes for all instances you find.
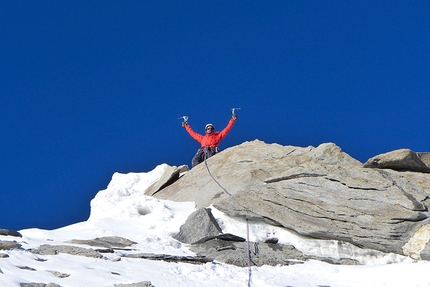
[231,108,241,116]
[177,116,188,123]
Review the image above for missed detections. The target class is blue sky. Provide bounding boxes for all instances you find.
[1,1,429,231]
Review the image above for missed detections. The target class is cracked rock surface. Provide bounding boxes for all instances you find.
[152,140,430,259]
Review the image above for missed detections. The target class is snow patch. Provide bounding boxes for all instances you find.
[88,164,171,220]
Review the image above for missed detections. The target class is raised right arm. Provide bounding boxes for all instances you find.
[185,124,204,145]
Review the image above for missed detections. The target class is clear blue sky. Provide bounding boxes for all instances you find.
[1,1,429,231]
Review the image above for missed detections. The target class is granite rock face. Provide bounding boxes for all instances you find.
[152,140,430,260]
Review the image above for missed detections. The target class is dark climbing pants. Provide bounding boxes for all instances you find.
[192,147,218,168]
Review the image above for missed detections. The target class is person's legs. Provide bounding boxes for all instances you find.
[191,148,204,167]
[192,147,218,168]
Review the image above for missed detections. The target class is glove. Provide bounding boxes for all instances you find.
[182,121,188,127]
[232,114,238,120]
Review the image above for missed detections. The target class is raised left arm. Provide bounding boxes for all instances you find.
[217,118,236,140]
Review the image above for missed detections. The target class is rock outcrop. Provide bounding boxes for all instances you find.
[1,240,21,250]
[0,228,22,237]
[67,236,137,248]
[152,140,430,260]
[145,165,188,196]
[363,148,430,173]
[176,207,361,266]
[29,244,105,259]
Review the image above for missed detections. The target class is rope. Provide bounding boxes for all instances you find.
[203,147,232,197]
[203,147,252,286]
[246,218,252,287]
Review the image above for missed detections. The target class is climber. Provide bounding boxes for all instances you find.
[182,113,237,167]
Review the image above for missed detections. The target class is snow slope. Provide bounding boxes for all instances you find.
[1,164,430,287]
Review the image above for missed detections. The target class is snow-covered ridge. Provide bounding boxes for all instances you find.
[1,164,430,287]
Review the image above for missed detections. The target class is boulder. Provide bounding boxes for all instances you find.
[173,208,222,244]
[363,149,430,173]
[145,165,189,196]
[153,140,430,260]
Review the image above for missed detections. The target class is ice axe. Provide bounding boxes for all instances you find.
[231,108,241,116]
[177,116,188,123]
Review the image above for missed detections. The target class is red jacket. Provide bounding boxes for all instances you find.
[185,119,235,148]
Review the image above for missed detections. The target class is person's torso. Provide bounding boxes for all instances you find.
[201,132,221,147]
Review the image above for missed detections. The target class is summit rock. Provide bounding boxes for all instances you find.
[151,140,430,260]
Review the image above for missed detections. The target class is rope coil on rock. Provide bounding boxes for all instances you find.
[203,147,252,287]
